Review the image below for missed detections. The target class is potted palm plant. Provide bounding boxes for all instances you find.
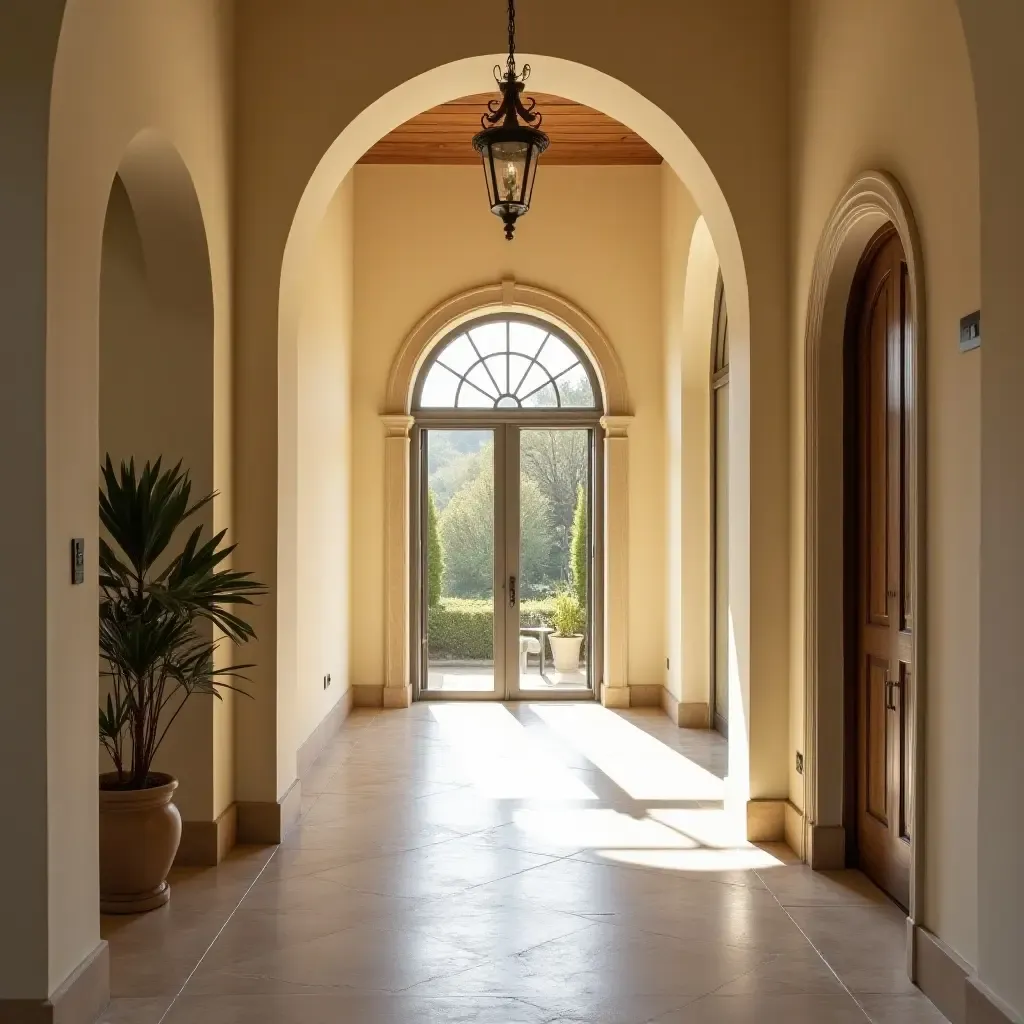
[98,457,265,914]
[548,590,586,673]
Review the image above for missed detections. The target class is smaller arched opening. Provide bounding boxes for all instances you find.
[378,283,633,709]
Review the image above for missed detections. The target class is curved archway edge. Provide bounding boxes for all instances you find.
[385,280,631,416]
[802,170,926,921]
[279,54,750,386]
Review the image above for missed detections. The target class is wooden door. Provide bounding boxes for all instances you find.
[855,231,913,908]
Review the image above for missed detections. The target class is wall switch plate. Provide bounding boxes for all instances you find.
[960,310,981,352]
[71,538,85,584]
[795,751,804,775]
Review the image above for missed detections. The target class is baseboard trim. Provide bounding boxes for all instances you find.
[746,798,786,842]
[600,686,630,709]
[966,976,1022,1024]
[382,684,412,709]
[805,822,846,869]
[784,801,805,859]
[913,925,969,1024]
[296,686,354,779]
[236,778,302,845]
[0,940,110,1024]
[628,683,661,707]
[353,684,384,708]
[660,688,710,727]
[175,802,238,867]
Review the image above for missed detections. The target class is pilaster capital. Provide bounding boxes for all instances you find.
[600,415,633,439]
[381,414,415,439]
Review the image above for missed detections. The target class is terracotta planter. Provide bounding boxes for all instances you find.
[99,772,181,914]
[550,634,584,673]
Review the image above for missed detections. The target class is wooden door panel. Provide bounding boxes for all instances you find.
[853,230,913,910]
[864,656,890,825]
[866,277,891,627]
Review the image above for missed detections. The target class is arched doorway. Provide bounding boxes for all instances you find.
[802,172,925,914]
[411,312,603,701]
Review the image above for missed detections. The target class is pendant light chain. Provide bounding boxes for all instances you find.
[506,0,517,80]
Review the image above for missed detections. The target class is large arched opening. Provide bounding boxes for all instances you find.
[266,54,759,829]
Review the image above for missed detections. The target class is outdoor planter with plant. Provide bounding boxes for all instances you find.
[548,590,586,673]
[98,457,265,913]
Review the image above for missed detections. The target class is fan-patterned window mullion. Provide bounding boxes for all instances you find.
[417,317,598,411]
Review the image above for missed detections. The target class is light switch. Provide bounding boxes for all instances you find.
[71,538,85,585]
[960,310,981,352]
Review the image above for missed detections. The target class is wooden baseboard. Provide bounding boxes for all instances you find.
[600,686,630,709]
[236,779,302,845]
[628,683,661,707]
[382,684,413,708]
[353,684,384,707]
[913,925,970,1024]
[0,941,109,1024]
[660,687,710,728]
[746,798,786,842]
[966,976,1021,1024]
[806,822,846,869]
[784,801,805,859]
[175,803,238,867]
[296,686,354,779]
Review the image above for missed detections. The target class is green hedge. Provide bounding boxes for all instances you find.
[428,598,566,660]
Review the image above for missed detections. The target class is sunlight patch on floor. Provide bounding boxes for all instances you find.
[531,703,726,801]
[427,703,597,800]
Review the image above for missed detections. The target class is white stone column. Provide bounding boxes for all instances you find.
[601,416,633,708]
[381,415,415,708]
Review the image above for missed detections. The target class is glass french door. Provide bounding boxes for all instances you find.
[416,423,598,700]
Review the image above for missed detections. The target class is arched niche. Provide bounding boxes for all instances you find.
[99,129,218,826]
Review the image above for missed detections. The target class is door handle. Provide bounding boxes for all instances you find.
[885,678,900,711]
[509,575,517,608]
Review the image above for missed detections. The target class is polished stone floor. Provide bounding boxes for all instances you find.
[99,702,950,1023]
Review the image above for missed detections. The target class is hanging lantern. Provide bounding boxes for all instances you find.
[473,0,549,241]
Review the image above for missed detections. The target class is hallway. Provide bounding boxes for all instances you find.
[101,706,948,1024]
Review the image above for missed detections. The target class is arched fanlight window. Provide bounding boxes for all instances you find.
[415,316,601,411]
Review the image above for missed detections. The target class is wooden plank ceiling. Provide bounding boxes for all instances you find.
[359,93,662,166]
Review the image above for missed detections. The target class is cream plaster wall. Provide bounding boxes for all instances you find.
[956,1,1024,1015]
[351,164,665,694]
[98,174,219,825]
[1,0,237,999]
[789,0,981,966]
[294,177,355,754]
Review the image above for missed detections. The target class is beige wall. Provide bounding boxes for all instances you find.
[956,1,1024,1015]
[789,0,981,966]
[351,164,666,693]
[0,0,237,999]
[294,176,355,753]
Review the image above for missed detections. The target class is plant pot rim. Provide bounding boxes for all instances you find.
[551,633,584,639]
[99,771,178,797]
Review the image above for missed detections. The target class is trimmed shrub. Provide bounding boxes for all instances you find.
[427,597,586,661]
[570,483,588,606]
[426,489,444,607]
